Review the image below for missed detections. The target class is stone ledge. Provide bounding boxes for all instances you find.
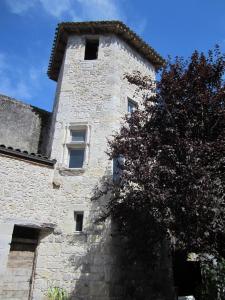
[58,167,86,176]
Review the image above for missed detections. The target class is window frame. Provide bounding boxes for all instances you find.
[63,123,91,170]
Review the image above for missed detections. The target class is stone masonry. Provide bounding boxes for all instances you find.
[0,94,51,155]
[0,21,166,300]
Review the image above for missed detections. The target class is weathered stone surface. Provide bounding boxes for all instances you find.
[0,94,51,155]
[0,30,172,300]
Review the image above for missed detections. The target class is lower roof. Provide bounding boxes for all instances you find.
[0,144,56,167]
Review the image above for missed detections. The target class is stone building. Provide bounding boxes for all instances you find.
[0,21,165,300]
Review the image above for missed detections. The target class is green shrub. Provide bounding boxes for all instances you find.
[46,286,69,300]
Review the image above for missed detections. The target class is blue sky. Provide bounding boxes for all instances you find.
[0,0,225,111]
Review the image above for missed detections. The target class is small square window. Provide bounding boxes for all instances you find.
[128,99,137,113]
[74,212,84,232]
[69,149,85,168]
[71,130,86,142]
[84,39,99,60]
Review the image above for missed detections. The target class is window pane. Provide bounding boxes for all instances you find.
[113,155,124,184]
[69,149,85,168]
[128,99,137,113]
[71,130,86,142]
[75,213,84,231]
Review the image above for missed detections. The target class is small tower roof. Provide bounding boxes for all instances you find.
[48,21,165,81]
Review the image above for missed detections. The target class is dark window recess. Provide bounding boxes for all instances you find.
[84,39,99,60]
[128,99,137,113]
[75,212,84,231]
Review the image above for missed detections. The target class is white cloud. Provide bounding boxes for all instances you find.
[0,51,45,101]
[5,0,123,20]
[77,0,123,20]
[135,18,148,35]
[4,0,36,14]
[0,77,31,99]
[39,0,73,19]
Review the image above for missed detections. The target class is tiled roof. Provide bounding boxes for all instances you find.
[48,21,165,81]
[0,144,56,167]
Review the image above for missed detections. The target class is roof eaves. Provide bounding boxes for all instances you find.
[47,21,166,81]
[0,144,56,167]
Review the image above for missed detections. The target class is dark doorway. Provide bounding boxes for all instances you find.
[173,251,202,299]
[1,225,40,300]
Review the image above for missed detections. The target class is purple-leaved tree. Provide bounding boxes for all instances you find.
[104,48,225,299]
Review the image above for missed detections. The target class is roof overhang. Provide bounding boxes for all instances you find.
[0,144,56,167]
[48,21,165,81]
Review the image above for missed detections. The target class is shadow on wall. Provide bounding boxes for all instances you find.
[30,106,52,156]
[65,172,174,300]
[67,173,124,300]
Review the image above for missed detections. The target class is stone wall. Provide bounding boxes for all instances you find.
[0,154,55,299]
[49,34,155,163]
[0,33,173,300]
[0,153,122,300]
[45,33,158,299]
[0,94,51,155]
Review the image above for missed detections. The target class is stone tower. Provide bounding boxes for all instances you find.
[44,21,164,299]
[47,20,162,237]
[0,21,164,300]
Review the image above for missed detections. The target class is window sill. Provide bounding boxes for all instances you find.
[74,231,86,235]
[80,60,99,64]
[68,231,88,243]
[58,167,86,176]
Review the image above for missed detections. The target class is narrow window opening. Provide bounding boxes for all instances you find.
[113,155,124,184]
[128,98,137,113]
[84,39,99,60]
[74,212,84,232]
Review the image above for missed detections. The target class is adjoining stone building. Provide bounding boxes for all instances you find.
[0,21,166,300]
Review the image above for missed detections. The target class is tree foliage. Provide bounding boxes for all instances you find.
[200,257,225,299]
[107,47,225,263]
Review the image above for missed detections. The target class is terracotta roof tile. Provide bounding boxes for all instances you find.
[48,21,165,81]
[0,144,56,167]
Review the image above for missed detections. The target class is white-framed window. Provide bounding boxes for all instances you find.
[64,124,90,169]
[128,98,137,113]
[74,211,84,232]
